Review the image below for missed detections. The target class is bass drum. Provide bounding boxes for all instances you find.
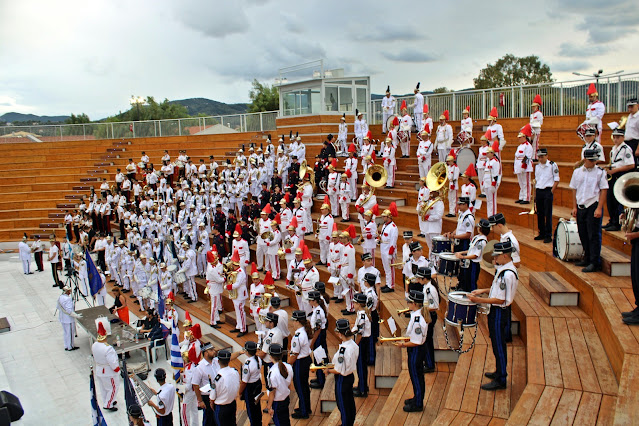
[385,114,400,132]
[554,219,583,261]
[456,148,477,177]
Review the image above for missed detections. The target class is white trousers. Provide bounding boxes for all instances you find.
[319,239,330,264]
[425,233,438,259]
[210,293,222,325]
[517,172,532,201]
[341,277,354,312]
[380,250,395,289]
[181,391,198,426]
[95,286,107,306]
[329,194,339,216]
[197,252,206,275]
[414,113,423,134]
[340,201,350,220]
[484,185,498,217]
[256,243,267,270]
[400,138,410,157]
[233,299,247,332]
[348,176,357,200]
[385,163,396,186]
[21,259,30,274]
[448,189,457,215]
[186,276,197,301]
[97,375,120,409]
[338,137,348,153]
[418,216,427,235]
[477,169,485,194]
[418,160,430,178]
[330,268,343,300]
[61,322,74,350]
[437,147,448,163]
[266,254,280,279]
[382,112,392,133]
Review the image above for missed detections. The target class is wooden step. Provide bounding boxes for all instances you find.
[374,345,403,388]
[93,162,113,167]
[47,212,65,219]
[39,223,62,229]
[65,194,85,200]
[56,203,77,209]
[319,373,336,413]
[200,333,232,352]
[528,271,579,306]
[72,185,93,191]
[601,246,631,277]
[80,177,102,182]
[222,311,257,333]
[86,169,108,174]
[106,148,126,152]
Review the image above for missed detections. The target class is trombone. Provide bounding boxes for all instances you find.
[379,336,410,343]
[310,363,334,371]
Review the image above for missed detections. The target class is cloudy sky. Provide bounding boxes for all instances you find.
[1,0,638,118]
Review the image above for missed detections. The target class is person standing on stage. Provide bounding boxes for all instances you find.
[317,202,334,266]
[193,343,220,426]
[361,209,378,266]
[455,219,490,292]
[604,128,635,231]
[328,319,359,425]
[308,291,329,390]
[396,290,427,412]
[460,106,473,138]
[622,210,639,325]
[530,94,544,159]
[228,249,248,337]
[209,350,240,426]
[266,344,293,426]
[477,132,491,198]
[379,207,398,292]
[289,310,313,419]
[416,269,439,373]
[579,126,605,165]
[487,107,505,151]
[92,323,120,412]
[239,341,263,426]
[514,124,534,204]
[148,368,176,425]
[534,148,560,243]
[469,241,518,391]
[338,113,348,155]
[57,286,81,351]
[351,294,371,398]
[435,110,453,163]
[416,124,433,179]
[338,173,351,222]
[570,149,608,273]
[410,82,424,134]
[399,101,413,158]
[382,138,397,187]
[354,110,367,149]
[345,144,358,200]
[444,196,474,255]
[483,145,501,217]
[31,235,44,272]
[381,86,396,134]
[625,98,639,161]
[583,83,606,144]
[48,235,62,288]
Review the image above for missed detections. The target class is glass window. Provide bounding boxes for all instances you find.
[283,92,296,116]
[355,80,367,85]
[356,87,367,112]
[325,86,338,112]
[311,89,320,114]
[339,87,353,112]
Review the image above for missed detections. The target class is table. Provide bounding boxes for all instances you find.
[76,305,152,369]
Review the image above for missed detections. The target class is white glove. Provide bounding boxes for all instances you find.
[71,312,83,319]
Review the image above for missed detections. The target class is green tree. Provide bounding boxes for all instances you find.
[248,79,279,112]
[473,54,553,89]
[432,87,450,93]
[65,113,91,124]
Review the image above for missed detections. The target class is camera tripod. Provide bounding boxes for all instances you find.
[64,271,93,308]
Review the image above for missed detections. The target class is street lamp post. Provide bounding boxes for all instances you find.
[572,69,624,86]
[129,96,145,121]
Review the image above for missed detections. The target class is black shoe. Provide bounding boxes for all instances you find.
[237,332,246,337]
[622,308,639,318]
[334,298,344,304]
[211,324,221,329]
[445,214,455,218]
[353,390,368,397]
[404,398,414,405]
[52,284,59,287]
[544,237,553,244]
[575,260,589,267]
[582,264,598,273]
[602,223,615,230]
[417,234,425,238]
[425,367,436,373]
[330,296,339,301]
[481,380,507,391]
[71,347,80,351]
[292,412,309,419]
[403,404,423,412]
[217,320,225,324]
[230,328,240,333]
[534,235,544,240]
[404,312,411,318]
[341,219,350,222]
[316,261,325,266]
[484,371,498,379]
[515,200,522,204]
[343,310,356,316]
[605,225,621,232]
[623,314,639,325]
[103,406,118,412]
[479,194,486,198]
[310,379,319,385]
[381,286,394,293]
[309,382,324,389]
[129,295,137,299]
[521,201,530,205]
[134,300,140,305]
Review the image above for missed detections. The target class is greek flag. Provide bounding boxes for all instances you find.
[86,248,102,296]
[170,326,184,383]
[90,369,108,426]
[157,281,165,318]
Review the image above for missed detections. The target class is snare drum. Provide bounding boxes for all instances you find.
[174,271,187,284]
[166,264,178,273]
[437,252,460,277]
[554,219,583,261]
[432,236,452,255]
[445,291,478,327]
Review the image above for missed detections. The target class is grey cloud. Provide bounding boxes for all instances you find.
[555,0,639,43]
[352,26,424,42]
[550,60,591,72]
[173,1,249,38]
[382,50,436,63]
[558,42,606,57]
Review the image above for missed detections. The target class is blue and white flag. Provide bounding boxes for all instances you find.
[170,326,184,383]
[86,248,102,296]
[90,369,108,426]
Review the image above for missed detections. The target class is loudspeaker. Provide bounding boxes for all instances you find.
[0,391,24,423]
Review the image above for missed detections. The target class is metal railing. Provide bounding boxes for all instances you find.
[0,111,278,142]
[369,72,639,124]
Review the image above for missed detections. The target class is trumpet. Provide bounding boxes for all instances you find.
[379,336,410,342]
[310,364,334,371]
[396,308,410,314]
[390,261,405,267]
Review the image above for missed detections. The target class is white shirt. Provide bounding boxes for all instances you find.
[423,281,440,310]
[530,111,544,133]
[290,326,311,358]
[455,210,475,238]
[352,310,371,337]
[467,235,487,264]
[332,339,359,375]
[489,262,518,307]
[500,231,521,264]
[406,310,427,345]
[192,358,220,395]
[261,327,283,364]
[210,366,240,405]
[535,161,560,189]
[155,383,176,415]
[569,166,608,207]
[436,124,453,148]
[49,244,59,263]
[241,356,262,384]
[267,362,293,401]
[580,140,605,162]
[610,142,635,169]
[625,110,639,141]
[381,95,396,112]
[274,308,290,338]
[412,92,424,112]
[92,342,119,376]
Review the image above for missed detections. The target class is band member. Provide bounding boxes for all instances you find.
[397,100,413,158]
[300,247,319,316]
[417,177,430,238]
[445,154,459,217]
[455,219,490,292]
[409,82,423,132]
[192,343,219,426]
[487,107,505,151]
[317,200,334,265]
[514,124,534,204]
[379,206,398,291]
[604,128,635,231]
[461,106,473,137]
[477,132,491,198]
[338,173,351,221]
[326,160,339,216]
[256,206,272,271]
[343,145,356,200]
[460,165,478,212]
[286,244,306,310]
[249,264,265,333]
[416,125,433,178]
[396,290,428,412]
[579,126,605,164]
[489,213,521,267]
[354,110,367,149]
[340,226,357,314]
[329,319,359,425]
[570,149,608,273]
[483,144,501,217]
[283,221,300,273]
[417,269,439,372]
[209,350,240,425]
[624,98,639,160]
[148,368,176,425]
[534,148,560,243]
[351,294,372,397]
[292,197,308,239]
[92,322,119,411]
[228,249,249,337]
[445,197,474,254]
[381,86,396,134]
[289,310,313,419]
[355,183,377,234]
[422,189,444,258]
[259,312,284,384]
[382,138,396,187]
[232,224,250,271]
[270,296,291,362]
[239,341,263,426]
[308,291,329,389]
[435,110,453,162]
[181,347,199,426]
[358,253,381,294]
[266,220,282,279]
[583,83,606,143]
[338,113,348,155]
[530,94,544,159]
[360,136,375,175]
[266,344,293,426]
[328,225,344,303]
[469,241,518,390]
[422,104,433,136]
[361,209,378,266]
[402,242,429,296]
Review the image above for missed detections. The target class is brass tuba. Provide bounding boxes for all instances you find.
[614,171,639,232]
[361,164,387,207]
[257,293,273,323]
[481,240,499,269]
[420,162,448,220]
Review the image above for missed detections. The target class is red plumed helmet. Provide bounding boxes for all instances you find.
[366,130,372,140]
[284,193,290,203]
[448,148,457,159]
[302,245,312,261]
[235,223,242,235]
[185,311,192,322]
[97,322,107,337]
[188,346,198,363]
[324,195,330,205]
[491,140,500,153]
[251,262,258,276]
[464,163,477,177]
[423,104,429,114]
[371,204,380,216]
[389,201,398,217]
[231,248,241,263]
[484,129,492,141]
[348,143,356,153]
[332,222,338,232]
[206,249,216,264]
[289,216,298,228]
[345,169,352,178]
[331,158,338,168]
[273,213,281,225]
[392,116,399,127]
[489,107,498,119]
[519,123,533,138]
[401,100,407,110]
[532,94,543,106]
[263,271,274,285]
[443,110,450,121]
[371,150,376,161]
[191,323,202,340]
[348,224,357,239]
[587,83,597,96]
[423,123,430,134]
[262,203,272,214]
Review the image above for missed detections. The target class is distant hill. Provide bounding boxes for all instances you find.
[170,98,249,116]
[0,112,69,123]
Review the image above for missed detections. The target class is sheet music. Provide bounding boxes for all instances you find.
[387,317,397,336]
[313,346,327,362]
